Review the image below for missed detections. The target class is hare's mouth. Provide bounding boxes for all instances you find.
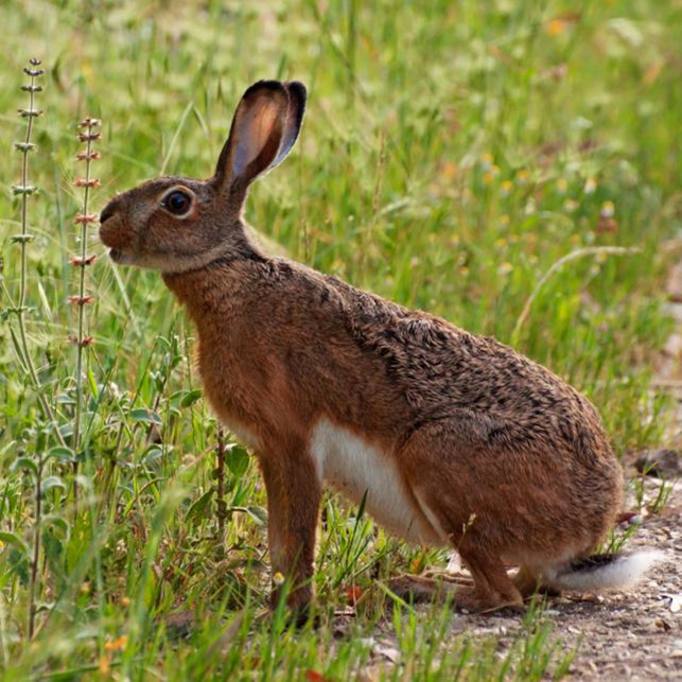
[109,248,133,264]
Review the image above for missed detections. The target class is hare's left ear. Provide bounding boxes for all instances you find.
[214,80,306,201]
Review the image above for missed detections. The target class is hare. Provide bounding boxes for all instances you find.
[100,80,660,615]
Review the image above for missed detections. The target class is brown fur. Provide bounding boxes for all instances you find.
[100,80,628,614]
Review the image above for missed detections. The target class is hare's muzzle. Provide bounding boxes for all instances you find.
[99,199,133,263]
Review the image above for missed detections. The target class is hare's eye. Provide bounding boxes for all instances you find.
[163,190,192,216]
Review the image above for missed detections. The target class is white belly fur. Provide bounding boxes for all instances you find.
[310,418,444,546]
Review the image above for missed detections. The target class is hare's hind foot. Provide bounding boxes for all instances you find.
[387,572,471,604]
[387,574,523,613]
[388,550,523,613]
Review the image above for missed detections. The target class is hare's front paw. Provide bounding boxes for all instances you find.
[270,583,313,626]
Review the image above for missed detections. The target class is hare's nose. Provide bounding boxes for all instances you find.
[99,200,119,224]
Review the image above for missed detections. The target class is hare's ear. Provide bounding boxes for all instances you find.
[214,80,306,200]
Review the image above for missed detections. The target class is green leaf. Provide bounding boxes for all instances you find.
[245,505,267,526]
[41,514,70,538]
[130,408,162,424]
[11,456,38,477]
[185,488,214,525]
[180,389,202,408]
[8,549,29,586]
[227,445,249,478]
[0,531,29,555]
[47,446,76,463]
[41,475,66,495]
[225,505,267,526]
[87,369,99,399]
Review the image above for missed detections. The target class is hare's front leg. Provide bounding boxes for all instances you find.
[259,445,321,617]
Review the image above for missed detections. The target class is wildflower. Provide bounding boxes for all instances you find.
[104,635,128,652]
[273,571,285,586]
[583,177,597,194]
[556,177,568,193]
[499,214,510,226]
[482,165,499,185]
[500,180,513,196]
[600,200,615,218]
[597,201,618,233]
[345,585,363,605]
[564,198,579,212]
[516,169,530,185]
[545,12,580,37]
[498,262,513,276]
[545,19,568,37]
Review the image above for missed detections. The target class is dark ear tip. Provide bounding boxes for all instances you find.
[242,80,287,101]
[285,81,307,103]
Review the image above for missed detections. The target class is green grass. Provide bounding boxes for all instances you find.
[1,0,681,679]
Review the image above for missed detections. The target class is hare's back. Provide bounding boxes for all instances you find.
[317,270,606,443]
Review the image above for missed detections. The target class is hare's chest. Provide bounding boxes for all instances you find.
[196,350,263,452]
[310,419,440,545]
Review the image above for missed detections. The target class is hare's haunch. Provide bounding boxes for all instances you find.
[100,80,661,615]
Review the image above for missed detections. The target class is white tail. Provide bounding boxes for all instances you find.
[543,550,665,593]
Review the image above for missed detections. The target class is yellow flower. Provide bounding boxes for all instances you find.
[273,571,285,586]
[556,177,568,193]
[584,177,597,194]
[500,180,513,195]
[546,19,568,37]
[516,169,530,185]
[483,165,500,185]
[104,635,128,652]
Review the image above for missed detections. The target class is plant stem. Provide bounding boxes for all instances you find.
[12,60,65,444]
[27,452,43,640]
[215,429,227,556]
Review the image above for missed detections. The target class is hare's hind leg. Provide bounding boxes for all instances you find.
[455,544,524,612]
[396,418,526,612]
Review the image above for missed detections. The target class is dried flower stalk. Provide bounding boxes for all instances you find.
[71,117,101,479]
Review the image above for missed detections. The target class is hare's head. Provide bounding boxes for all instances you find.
[99,80,306,273]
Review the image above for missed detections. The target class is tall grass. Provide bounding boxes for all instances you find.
[1,0,681,679]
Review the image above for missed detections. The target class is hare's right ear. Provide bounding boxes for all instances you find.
[213,80,306,203]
